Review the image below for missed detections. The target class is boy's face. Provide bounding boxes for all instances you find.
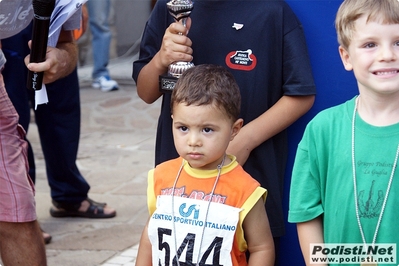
[171,102,242,170]
[339,16,399,96]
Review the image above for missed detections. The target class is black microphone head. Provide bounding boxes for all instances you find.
[32,0,56,18]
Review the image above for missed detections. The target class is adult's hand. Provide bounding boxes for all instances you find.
[24,30,77,84]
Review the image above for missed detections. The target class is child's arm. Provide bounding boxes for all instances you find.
[297,216,326,266]
[135,222,152,266]
[243,198,275,266]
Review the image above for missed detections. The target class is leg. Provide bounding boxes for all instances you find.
[0,220,46,266]
[86,0,118,92]
[0,71,45,264]
[0,72,35,223]
[3,25,115,219]
[2,28,36,183]
[86,0,112,79]
[33,69,116,218]
[2,24,51,243]
[34,68,90,205]
[1,24,90,206]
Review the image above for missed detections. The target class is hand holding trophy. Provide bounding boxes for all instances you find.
[159,0,194,92]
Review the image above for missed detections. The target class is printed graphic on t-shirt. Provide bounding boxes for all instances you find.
[357,180,384,219]
[355,159,395,219]
[225,49,257,71]
[161,186,227,204]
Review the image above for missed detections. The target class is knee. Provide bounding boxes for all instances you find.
[0,220,40,240]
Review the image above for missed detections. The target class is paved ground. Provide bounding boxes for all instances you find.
[28,54,159,265]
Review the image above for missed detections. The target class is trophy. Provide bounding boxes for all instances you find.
[159,0,194,92]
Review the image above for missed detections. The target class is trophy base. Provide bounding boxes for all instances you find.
[159,74,178,93]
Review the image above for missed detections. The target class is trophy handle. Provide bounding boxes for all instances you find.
[159,0,195,93]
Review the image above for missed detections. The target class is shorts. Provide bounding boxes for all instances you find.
[0,72,36,223]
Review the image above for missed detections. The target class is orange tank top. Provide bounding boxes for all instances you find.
[148,156,266,266]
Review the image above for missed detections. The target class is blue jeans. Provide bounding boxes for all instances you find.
[87,0,112,79]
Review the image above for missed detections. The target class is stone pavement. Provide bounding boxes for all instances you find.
[29,54,161,265]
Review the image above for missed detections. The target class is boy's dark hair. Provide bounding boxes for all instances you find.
[171,64,241,122]
[336,0,399,49]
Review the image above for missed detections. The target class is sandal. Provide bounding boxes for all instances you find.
[50,198,116,219]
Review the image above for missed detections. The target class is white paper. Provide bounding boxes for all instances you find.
[35,84,49,109]
[48,0,88,46]
[35,0,88,109]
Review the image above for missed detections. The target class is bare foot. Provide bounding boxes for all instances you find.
[41,228,52,244]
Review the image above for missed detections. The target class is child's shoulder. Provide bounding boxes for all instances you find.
[154,157,183,172]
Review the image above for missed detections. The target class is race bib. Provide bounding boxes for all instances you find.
[148,195,241,266]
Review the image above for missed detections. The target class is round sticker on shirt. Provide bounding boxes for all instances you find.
[225,49,257,71]
[0,0,33,39]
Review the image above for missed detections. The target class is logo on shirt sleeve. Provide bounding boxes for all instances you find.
[225,49,257,71]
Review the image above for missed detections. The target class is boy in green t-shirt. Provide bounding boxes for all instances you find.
[289,0,399,265]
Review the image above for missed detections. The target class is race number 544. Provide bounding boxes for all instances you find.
[157,227,224,266]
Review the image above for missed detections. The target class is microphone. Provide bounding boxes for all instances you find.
[27,0,56,91]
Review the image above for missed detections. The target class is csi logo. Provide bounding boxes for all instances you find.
[179,203,199,219]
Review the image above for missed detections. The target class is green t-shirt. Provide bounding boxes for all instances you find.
[289,97,399,265]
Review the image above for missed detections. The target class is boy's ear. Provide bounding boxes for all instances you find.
[230,118,243,141]
[339,45,353,71]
